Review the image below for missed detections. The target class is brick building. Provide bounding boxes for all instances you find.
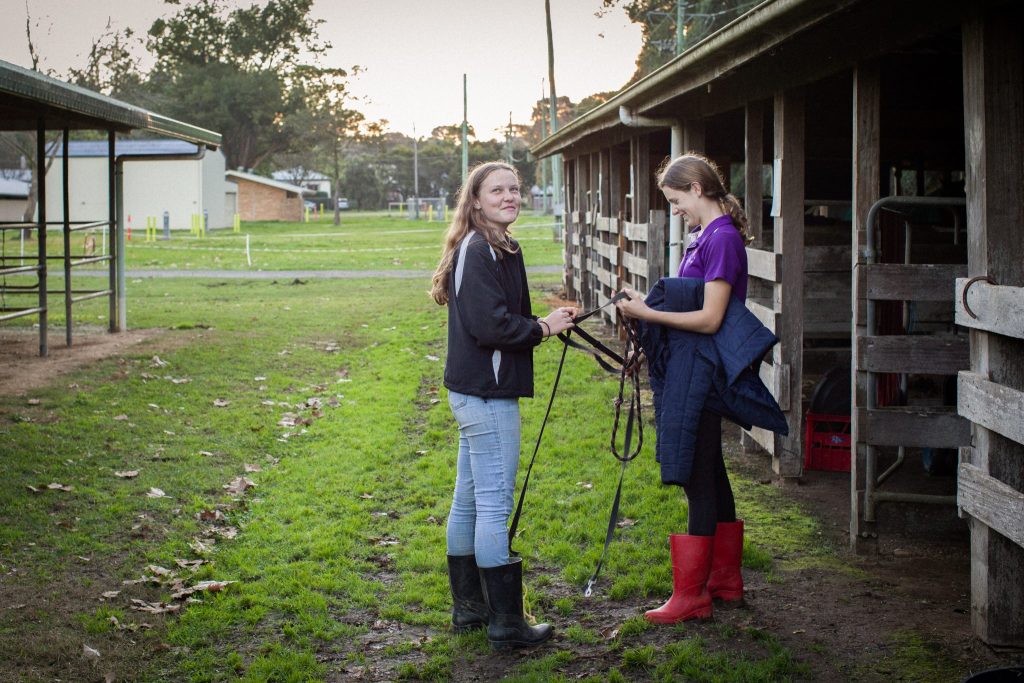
[226,170,309,222]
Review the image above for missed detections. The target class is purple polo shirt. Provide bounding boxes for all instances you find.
[676,214,748,301]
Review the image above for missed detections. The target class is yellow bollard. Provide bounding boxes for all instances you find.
[427,204,433,222]
[305,206,310,223]
[233,213,241,233]
[146,216,157,241]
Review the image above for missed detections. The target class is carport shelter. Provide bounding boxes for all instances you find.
[0,58,221,355]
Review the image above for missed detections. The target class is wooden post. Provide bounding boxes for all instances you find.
[773,89,805,479]
[683,119,706,155]
[744,101,765,246]
[962,6,1024,649]
[647,209,666,290]
[850,62,881,551]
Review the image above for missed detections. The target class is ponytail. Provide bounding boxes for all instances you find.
[720,193,754,245]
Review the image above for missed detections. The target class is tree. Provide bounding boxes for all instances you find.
[600,0,758,82]
[144,0,339,171]
[66,21,145,102]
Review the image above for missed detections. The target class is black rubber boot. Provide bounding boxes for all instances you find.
[479,558,553,650]
[447,554,488,633]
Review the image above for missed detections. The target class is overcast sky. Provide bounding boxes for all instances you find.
[0,0,643,140]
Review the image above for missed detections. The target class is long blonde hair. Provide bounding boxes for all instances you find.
[430,161,521,305]
[657,152,753,244]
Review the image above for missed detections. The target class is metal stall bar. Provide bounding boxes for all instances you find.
[62,128,72,346]
[36,116,47,356]
[860,195,969,523]
[108,131,117,332]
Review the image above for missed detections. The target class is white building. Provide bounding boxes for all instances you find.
[43,139,234,231]
[271,168,332,196]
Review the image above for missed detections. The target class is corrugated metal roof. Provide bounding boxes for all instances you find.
[0,59,221,148]
[53,139,202,157]
[531,0,842,157]
[226,170,312,195]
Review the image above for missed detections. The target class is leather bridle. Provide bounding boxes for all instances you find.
[507,291,644,596]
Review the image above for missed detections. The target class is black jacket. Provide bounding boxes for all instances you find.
[443,231,543,398]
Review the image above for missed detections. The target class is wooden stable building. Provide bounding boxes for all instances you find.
[533,0,1023,649]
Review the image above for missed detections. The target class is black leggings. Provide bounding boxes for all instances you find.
[681,410,736,536]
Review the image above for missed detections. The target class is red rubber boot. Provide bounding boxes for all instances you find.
[707,520,745,605]
[644,534,714,624]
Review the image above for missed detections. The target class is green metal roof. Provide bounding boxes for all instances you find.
[0,58,221,148]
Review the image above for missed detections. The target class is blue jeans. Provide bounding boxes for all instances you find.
[446,390,521,568]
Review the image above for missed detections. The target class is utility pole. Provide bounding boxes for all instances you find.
[506,112,513,165]
[461,74,469,185]
[413,123,420,220]
[545,0,562,240]
[540,78,548,214]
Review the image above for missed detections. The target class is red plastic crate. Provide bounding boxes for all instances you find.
[804,412,851,472]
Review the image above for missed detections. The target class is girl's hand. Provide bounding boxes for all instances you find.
[614,287,651,320]
[542,306,577,336]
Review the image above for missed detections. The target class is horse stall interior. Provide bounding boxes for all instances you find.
[850,30,971,550]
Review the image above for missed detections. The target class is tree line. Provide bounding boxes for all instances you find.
[2,0,753,217]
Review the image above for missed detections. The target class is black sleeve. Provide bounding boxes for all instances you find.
[454,243,543,351]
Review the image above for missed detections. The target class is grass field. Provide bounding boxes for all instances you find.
[2,214,841,681]
[3,211,565,275]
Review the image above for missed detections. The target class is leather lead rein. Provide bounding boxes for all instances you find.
[506,292,644,597]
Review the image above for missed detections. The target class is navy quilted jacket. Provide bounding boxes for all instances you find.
[638,278,789,486]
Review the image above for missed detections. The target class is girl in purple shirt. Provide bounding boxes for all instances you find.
[616,153,753,625]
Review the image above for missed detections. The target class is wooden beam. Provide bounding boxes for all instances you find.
[958,371,1024,447]
[647,209,667,288]
[683,119,706,154]
[863,264,968,301]
[851,60,880,550]
[962,5,1024,648]
[745,247,780,282]
[745,100,765,246]
[772,88,805,478]
[857,334,969,375]
[955,279,1024,339]
[858,407,971,449]
[804,245,850,272]
[958,461,1024,550]
[746,300,778,335]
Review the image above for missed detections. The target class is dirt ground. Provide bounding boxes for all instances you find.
[0,327,164,396]
[2,327,1020,682]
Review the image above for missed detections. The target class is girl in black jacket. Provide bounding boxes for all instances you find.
[430,161,575,649]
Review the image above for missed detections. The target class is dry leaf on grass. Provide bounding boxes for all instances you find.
[113,414,129,421]
[150,356,169,367]
[146,487,170,498]
[130,599,180,614]
[171,580,236,600]
[212,398,230,407]
[175,558,206,571]
[114,470,140,479]
[243,463,261,473]
[101,590,120,599]
[196,509,226,523]
[189,538,214,554]
[208,526,238,539]
[82,643,101,661]
[223,476,255,495]
[47,483,73,492]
